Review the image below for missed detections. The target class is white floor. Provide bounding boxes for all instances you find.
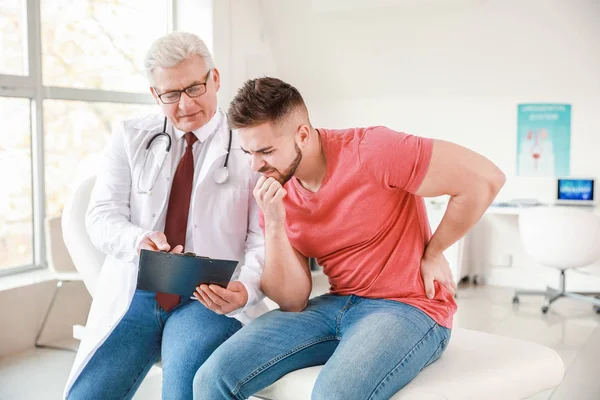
[1,279,599,399]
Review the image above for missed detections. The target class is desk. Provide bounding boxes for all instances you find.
[469,204,600,288]
[486,206,523,215]
[425,202,599,285]
[486,204,599,216]
[426,203,529,282]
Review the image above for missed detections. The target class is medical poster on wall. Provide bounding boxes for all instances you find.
[516,104,571,177]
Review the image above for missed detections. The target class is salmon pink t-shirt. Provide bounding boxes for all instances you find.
[259,126,457,329]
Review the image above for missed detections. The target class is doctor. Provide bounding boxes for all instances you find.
[65,32,267,400]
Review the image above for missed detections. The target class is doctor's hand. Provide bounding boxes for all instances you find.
[420,252,457,299]
[193,281,248,315]
[254,177,287,226]
[137,231,183,254]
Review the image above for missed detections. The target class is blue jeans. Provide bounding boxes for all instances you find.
[68,290,242,400]
[193,294,451,400]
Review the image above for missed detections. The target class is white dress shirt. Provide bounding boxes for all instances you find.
[153,110,225,252]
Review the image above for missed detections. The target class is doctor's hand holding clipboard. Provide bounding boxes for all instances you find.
[194,281,249,315]
[138,231,183,254]
[136,231,249,315]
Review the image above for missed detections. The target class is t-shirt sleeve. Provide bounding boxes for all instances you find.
[358,126,434,194]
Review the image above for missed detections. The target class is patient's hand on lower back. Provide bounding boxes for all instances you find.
[420,252,457,299]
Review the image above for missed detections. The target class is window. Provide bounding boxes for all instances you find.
[41,0,169,92]
[0,97,32,270]
[44,100,157,217]
[0,0,175,274]
[0,0,27,75]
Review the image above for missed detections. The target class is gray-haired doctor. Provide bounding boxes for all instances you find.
[64,32,268,400]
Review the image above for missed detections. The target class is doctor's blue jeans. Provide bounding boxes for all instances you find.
[193,294,451,400]
[67,290,242,400]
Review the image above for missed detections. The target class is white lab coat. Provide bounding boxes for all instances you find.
[64,111,268,397]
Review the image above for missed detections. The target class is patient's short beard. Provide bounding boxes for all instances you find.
[260,144,303,185]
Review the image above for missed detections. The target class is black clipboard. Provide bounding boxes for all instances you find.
[137,250,238,296]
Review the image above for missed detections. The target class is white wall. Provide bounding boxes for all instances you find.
[174,0,213,50]
[213,0,600,291]
[212,0,278,107]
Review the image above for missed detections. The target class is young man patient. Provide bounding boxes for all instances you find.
[193,77,505,400]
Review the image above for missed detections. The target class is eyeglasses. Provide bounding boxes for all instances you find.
[154,69,212,104]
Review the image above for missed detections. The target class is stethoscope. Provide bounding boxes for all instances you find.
[136,116,232,194]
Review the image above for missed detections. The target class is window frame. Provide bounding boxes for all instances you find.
[0,0,175,276]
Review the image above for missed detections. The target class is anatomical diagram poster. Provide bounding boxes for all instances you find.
[516,104,571,177]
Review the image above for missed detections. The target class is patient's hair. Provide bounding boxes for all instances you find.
[144,32,214,85]
[228,77,309,130]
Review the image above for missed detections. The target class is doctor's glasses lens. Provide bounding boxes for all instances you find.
[158,84,208,104]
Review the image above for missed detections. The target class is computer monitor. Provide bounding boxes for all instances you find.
[555,178,595,205]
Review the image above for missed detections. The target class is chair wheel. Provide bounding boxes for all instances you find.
[594,305,600,314]
[512,296,520,304]
[541,306,549,314]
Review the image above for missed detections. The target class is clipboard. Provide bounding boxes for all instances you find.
[137,250,238,296]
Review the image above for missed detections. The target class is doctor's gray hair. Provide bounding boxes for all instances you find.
[144,32,215,85]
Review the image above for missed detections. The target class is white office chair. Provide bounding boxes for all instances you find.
[61,174,105,297]
[60,173,105,342]
[514,206,600,314]
[62,174,565,400]
[35,216,84,350]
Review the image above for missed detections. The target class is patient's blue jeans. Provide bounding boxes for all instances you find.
[67,290,242,400]
[193,294,451,400]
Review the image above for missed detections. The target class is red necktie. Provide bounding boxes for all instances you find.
[156,132,198,311]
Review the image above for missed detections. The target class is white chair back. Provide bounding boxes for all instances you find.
[61,174,105,297]
[45,216,78,274]
[519,207,600,269]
